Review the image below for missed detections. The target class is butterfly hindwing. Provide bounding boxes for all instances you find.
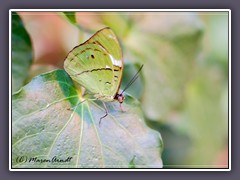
[64,27,123,101]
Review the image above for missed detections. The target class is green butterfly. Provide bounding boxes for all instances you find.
[64,27,143,121]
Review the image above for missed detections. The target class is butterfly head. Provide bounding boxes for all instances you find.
[115,93,124,104]
[115,93,125,112]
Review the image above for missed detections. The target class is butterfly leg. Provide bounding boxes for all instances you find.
[120,103,124,112]
[99,102,108,126]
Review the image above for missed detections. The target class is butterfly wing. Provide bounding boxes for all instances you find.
[64,27,123,101]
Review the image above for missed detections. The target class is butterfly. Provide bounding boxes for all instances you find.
[64,27,143,123]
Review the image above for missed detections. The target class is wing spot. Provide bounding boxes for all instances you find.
[113,66,122,71]
[114,75,118,81]
[91,54,95,59]
[105,82,111,85]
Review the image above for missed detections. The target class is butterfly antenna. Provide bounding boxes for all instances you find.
[121,64,144,94]
[121,74,139,94]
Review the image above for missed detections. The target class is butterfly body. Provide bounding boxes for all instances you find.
[64,27,124,103]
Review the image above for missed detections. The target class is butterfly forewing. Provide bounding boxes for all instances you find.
[64,27,123,101]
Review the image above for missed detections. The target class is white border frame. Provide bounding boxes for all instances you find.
[9,9,231,171]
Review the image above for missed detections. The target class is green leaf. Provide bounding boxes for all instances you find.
[63,12,77,25]
[12,69,163,168]
[12,12,33,93]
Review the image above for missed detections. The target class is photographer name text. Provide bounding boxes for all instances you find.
[16,156,73,164]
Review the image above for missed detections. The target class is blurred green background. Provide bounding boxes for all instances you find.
[17,11,229,168]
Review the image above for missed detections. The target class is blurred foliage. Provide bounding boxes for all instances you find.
[63,12,77,25]
[13,11,228,168]
[12,12,33,93]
